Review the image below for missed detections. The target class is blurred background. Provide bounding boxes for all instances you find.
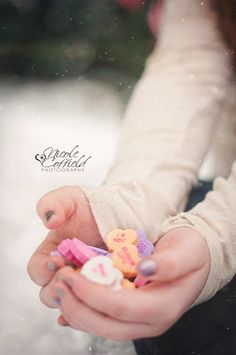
[0,0,152,84]
[0,1,153,354]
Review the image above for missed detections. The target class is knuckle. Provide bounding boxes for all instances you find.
[109,302,125,319]
[164,258,180,278]
[160,303,180,328]
[27,258,42,285]
[39,287,56,308]
[36,195,46,215]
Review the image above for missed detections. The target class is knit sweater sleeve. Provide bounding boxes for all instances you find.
[80,0,231,243]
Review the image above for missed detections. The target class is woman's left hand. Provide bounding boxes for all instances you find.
[40,227,210,340]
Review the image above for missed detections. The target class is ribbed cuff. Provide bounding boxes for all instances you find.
[79,185,120,244]
[159,212,228,307]
[79,181,169,244]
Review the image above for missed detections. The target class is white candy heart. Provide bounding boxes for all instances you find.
[80,256,120,286]
[111,269,124,291]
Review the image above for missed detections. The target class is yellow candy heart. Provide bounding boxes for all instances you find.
[107,229,138,252]
[111,244,140,278]
[122,279,136,289]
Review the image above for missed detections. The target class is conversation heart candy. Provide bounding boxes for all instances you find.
[90,246,110,256]
[111,268,124,291]
[134,275,149,287]
[57,239,82,266]
[136,229,154,258]
[122,279,136,289]
[111,244,140,278]
[80,256,119,286]
[107,229,138,252]
[50,250,62,257]
[70,238,97,265]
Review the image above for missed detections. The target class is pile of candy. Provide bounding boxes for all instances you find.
[51,229,154,290]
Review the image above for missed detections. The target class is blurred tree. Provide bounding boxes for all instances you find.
[0,0,152,82]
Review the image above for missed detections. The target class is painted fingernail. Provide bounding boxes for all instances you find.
[44,210,55,223]
[137,258,157,277]
[55,288,65,298]
[63,277,73,288]
[53,297,61,305]
[56,274,73,288]
[56,274,63,282]
[48,261,58,271]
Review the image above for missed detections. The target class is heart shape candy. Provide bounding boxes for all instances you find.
[111,244,140,278]
[107,229,138,252]
[136,229,154,257]
[111,268,124,291]
[80,256,121,286]
[70,238,97,265]
[134,275,149,287]
[122,279,135,289]
[90,246,109,256]
[57,239,82,266]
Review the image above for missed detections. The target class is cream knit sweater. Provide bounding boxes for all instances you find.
[81,0,236,305]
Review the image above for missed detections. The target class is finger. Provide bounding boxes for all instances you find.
[36,186,78,229]
[39,266,73,307]
[27,231,66,286]
[137,227,209,282]
[57,314,70,327]
[55,268,160,323]
[52,281,152,341]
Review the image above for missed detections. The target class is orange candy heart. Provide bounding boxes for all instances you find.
[122,279,136,289]
[111,244,140,278]
[107,229,138,252]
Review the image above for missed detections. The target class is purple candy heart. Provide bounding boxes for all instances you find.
[136,229,154,257]
[90,246,109,256]
[50,250,62,257]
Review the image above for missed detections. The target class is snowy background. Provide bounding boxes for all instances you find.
[0,79,136,355]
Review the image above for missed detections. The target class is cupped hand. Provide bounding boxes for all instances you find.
[40,227,211,339]
[27,186,105,288]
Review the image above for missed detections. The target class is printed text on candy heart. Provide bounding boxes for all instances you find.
[92,263,108,277]
[113,233,126,243]
[117,247,136,266]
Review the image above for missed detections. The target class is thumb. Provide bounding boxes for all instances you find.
[136,227,208,282]
[36,186,77,230]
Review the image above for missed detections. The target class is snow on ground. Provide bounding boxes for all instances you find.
[0,79,136,355]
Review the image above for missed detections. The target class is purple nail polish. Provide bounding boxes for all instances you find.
[55,288,64,298]
[45,210,55,222]
[48,261,58,271]
[53,297,61,305]
[137,259,157,277]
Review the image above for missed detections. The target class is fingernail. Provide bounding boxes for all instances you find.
[48,261,58,271]
[63,276,73,288]
[44,210,55,223]
[137,258,157,277]
[53,297,61,305]
[56,274,73,288]
[56,274,63,282]
[55,288,65,298]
